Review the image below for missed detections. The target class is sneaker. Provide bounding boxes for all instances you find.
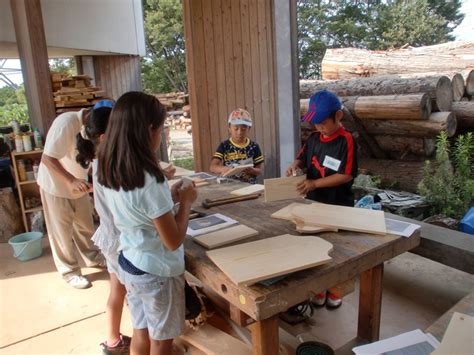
[311,291,327,307]
[326,291,342,309]
[67,275,91,289]
[100,334,131,355]
[279,301,314,325]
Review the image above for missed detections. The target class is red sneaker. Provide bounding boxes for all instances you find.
[326,291,342,309]
[311,291,327,307]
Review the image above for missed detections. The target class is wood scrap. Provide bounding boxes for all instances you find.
[264,175,306,202]
[222,164,254,177]
[230,184,264,196]
[180,324,251,355]
[193,225,259,249]
[291,203,386,235]
[206,234,333,286]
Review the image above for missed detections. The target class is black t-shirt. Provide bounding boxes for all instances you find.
[297,126,357,206]
[213,138,264,184]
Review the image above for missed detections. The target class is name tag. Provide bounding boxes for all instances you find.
[323,155,341,171]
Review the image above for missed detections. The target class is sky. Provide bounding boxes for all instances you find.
[1,0,474,88]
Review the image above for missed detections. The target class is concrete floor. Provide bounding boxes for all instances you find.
[1,237,473,354]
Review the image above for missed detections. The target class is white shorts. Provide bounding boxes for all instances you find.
[121,272,185,340]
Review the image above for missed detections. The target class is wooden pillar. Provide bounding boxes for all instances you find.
[10,0,56,135]
[183,0,278,177]
[358,263,384,341]
[274,0,299,176]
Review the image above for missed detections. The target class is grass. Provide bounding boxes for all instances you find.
[172,157,195,171]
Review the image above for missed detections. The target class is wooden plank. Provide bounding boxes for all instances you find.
[230,304,251,327]
[193,224,259,249]
[231,0,245,108]
[222,0,236,113]
[292,204,387,235]
[270,202,312,220]
[239,0,255,138]
[202,0,221,150]
[183,0,209,172]
[180,323,251,355]
[230,184,265,196]
[432,312,474,354]
[211,0,230,141]
[263,175,305,202]
[248,0,263,151]
[222,163,254,177]
[249,316,279,355]
[295,222,338,234]
[358,264,383,341]
[207,234,333,286]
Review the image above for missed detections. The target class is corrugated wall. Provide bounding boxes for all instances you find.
[183,0,278,177]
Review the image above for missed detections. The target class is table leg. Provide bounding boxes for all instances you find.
[249,316,279,355]
[358,263,384,341]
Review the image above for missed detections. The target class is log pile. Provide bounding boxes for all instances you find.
[321,41,474,80]
[51,73,108,114]
[300,69,474,192]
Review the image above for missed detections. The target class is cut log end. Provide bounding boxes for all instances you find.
[434,76,453,112]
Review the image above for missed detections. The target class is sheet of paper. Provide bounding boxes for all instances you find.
[353,329,439,355]
[186,213,239,237]
[385,218,421,238]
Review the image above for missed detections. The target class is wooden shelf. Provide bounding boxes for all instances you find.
[19,180,38,186]
[25,206,43,213]
[11,149,43,232]
[12,149,43,157]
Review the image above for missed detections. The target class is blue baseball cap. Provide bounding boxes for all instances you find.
[92,99,114,110]
[302,90,342,124]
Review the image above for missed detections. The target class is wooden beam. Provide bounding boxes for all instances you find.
[358,264,384,341]
[10,0,56,136]
[249,316,279,355]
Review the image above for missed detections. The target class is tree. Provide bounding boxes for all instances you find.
[49,58,76,77]
[0,85,29,126]
[296,0,465,79]
[142,0,187,94]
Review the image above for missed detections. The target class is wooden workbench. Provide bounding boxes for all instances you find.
[185,181,420,354]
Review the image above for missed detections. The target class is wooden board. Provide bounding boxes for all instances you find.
[294,221,338,234]
[230,184,265,196]
[180,324,251,355]
[222,163,254,177]
[193,224,259,249]
[271,202,316,220]
[264,175,306,202]
[292,204,386,235]
[207,234,333,286]
[432,312,474,355]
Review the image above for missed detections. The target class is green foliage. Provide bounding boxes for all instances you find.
[296,0,464,79]
[49,58,76,77]
[0,85,29,126]
[142,0,187,94]
[418,132,474,219]
[172,157,195,171]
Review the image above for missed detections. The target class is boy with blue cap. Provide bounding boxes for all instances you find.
[286,90,358,309]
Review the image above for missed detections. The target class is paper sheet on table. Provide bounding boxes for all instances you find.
[353,329,439,355]
[385,218,421,237]
[186,213,239,237]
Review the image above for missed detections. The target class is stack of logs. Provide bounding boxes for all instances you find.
[156,92,192,133]
[300,70,474,192]
[51,73,107,114]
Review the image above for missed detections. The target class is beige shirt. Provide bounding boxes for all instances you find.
[37,109,88,199]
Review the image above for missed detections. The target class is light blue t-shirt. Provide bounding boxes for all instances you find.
[103,172,184,277]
